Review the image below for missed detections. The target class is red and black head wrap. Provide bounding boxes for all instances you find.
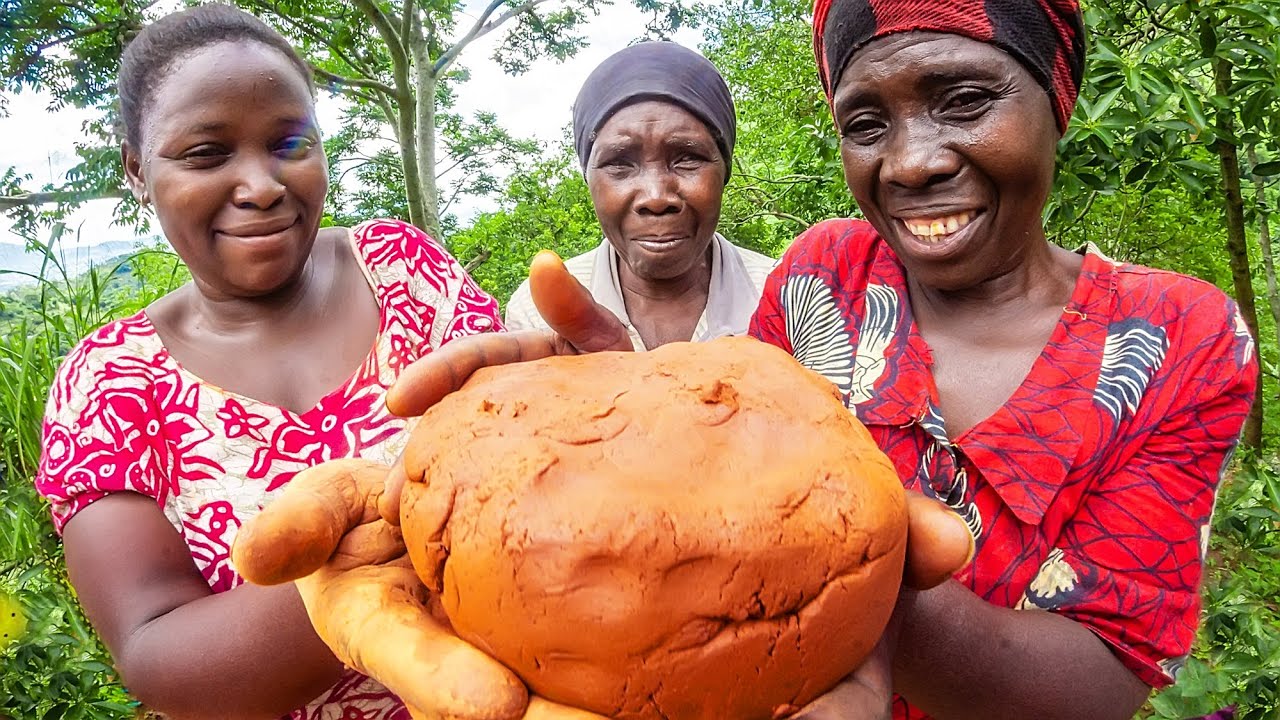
[813,0,1086,132]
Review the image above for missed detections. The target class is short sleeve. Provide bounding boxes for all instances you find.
[351,219,504,351]
[1023,301,1258,687]
[35,331,168,533]
[440,260,504,345]
[747,262,792,353]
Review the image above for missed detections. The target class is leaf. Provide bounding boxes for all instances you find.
[1251,160,1280,177]
[1180,86,1210,131]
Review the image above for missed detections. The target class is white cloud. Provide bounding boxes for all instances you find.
[0,1,711,250]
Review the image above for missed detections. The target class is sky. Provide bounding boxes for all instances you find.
[0,0,708,250]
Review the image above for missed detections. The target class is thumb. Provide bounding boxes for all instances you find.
[232,459,388,585]
[901,492,974,590]
[529,251,632,353]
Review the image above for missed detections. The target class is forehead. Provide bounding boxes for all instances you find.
[142,41,314,143]
[834,32,1024,98]
[595,100,714,142]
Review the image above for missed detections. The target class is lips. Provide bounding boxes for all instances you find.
[888,208,986,261]
[631,234,691,252]
[217,216,298,239]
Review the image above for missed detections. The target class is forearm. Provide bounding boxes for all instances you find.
[892,581,1149,720]
[118,581,343,720]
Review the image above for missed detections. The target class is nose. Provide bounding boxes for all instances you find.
[232,153,286,210]
[634,167,681,216]
[880,119,961,189]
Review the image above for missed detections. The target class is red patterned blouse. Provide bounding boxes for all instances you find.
[749,219,1258,720]
[36,219,501,719]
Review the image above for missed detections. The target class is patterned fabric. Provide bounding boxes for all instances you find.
[36,218,502,720]
[504,234,776,350]
[749,219,1258,720]
[812,0,1086,131]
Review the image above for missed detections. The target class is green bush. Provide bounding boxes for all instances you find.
[0,230,186,720]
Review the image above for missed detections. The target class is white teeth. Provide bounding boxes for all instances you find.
[902,211,976,243]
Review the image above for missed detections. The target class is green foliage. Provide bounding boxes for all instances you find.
[0,230,186,720]
[1142,457,1280,720]
[698,0,854,256]
[449,146,600,306]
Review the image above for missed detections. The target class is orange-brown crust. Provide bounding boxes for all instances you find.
[400,337,908,719]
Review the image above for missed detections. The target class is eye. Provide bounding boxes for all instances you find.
[840,113,886,146]
[180,144,229,167]
[673,152,709,170]
[939,88,994,118]
[276,135,316,159]
[593,154,634,175]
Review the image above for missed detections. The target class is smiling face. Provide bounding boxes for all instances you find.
[122,40,327,300]
[585,100,726,283]
[832,33,1061,292]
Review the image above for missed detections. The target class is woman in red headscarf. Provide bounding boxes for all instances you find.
[256,2,1259,719]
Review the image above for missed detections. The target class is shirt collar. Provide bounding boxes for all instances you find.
[853,244,1119,525]
[589,234,760,350]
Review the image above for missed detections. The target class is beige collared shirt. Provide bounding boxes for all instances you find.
[503,234,777,350]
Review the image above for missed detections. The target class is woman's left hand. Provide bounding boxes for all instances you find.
[789,620,897,720]
[792,488,972,720]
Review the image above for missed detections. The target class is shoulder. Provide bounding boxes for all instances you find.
[349,218,449,256]
[51,312,160,389]
[561,245,601,283]
[43,313,168,461]
[726,241,779,286]
[1101,255,1252,362]
[782,218,881,262]
[503,277,546,332]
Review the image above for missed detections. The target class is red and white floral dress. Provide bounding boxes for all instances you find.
[35,219,501,719]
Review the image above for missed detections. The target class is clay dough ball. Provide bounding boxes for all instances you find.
[400,336,907,720]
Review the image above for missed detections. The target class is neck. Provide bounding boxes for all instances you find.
[182,256,320,337]
[616,242,715,304]
[908,242,1081,324]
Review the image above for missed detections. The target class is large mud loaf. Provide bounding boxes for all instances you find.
[400,336,909,720]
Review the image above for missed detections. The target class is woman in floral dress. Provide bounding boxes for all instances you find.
[35,5,500,718]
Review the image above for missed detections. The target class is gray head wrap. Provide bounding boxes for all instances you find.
[572,41,736,179]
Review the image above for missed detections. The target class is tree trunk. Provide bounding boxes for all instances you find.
[404,14,440,240]
[1213,56,1263,450]
[1248,146,1280,338]
[414,67,441,239]
[396,87,427,231]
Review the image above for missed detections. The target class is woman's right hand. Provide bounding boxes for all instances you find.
[379,251,632,523]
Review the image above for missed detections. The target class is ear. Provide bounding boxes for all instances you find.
[121,141,147,205]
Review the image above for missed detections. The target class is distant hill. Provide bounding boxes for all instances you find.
[0,240,152,290]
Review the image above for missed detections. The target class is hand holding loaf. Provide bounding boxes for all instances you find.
[232,253,973,720]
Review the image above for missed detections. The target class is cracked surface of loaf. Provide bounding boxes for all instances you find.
[400,336,908,720]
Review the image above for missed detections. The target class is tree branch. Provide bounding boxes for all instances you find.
[310,65,396,97]
[439,174,477,215]
[250,0,381,80]
[434,0,551,75]
[401,0,415,50]
[732,209,811,228]
[0,188,128,211]
[351,0,410,73]
[462,247,491,273]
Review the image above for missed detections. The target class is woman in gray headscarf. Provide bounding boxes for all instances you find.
[503,41,775,351]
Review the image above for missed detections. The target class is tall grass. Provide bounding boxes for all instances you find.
[0,226,186,720]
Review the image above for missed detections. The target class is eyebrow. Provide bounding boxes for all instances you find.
[180,121,230,135]
[913,65,1011,88]
[835,63,1010,113]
